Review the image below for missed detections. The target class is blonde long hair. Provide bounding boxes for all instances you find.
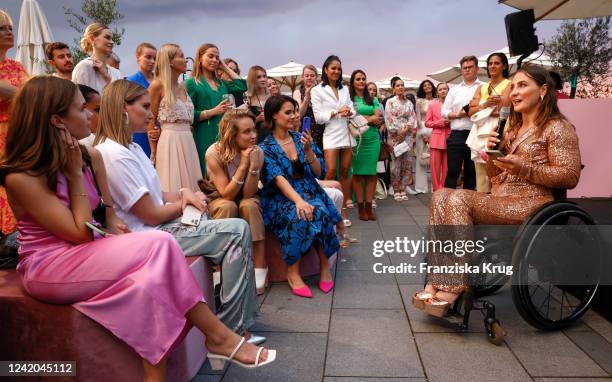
[80,22,109,53]
[246,65,268,97]
[154,43,181,107]
[192,43,218,84]
[217,109,253,164]
[0,10,13,27]
[94,79,148,147]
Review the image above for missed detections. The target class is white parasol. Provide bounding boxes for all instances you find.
[499,0,612,20]
[427,46,554,84]
[266,60,350,93]
[15,0,55,75]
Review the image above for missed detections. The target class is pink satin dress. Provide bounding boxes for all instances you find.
[16,167,204,364]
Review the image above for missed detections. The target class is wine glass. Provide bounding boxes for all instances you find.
[222,94,236,108]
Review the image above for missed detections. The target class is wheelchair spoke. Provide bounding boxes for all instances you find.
[545,282,553,318]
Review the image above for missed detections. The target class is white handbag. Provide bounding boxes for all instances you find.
[393,141,410,157]
[348,114,370,138]
[375,178,388,200]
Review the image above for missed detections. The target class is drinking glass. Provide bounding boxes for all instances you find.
[222,94,236,108]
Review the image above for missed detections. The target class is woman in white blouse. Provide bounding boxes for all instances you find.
[310,55,354,225]
[72,23,122,94]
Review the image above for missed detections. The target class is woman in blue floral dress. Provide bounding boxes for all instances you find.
[259,95,341,299]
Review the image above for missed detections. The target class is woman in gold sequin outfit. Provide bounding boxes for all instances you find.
[414,66,582,317]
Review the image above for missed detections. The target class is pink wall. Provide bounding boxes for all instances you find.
[559,99,612,198]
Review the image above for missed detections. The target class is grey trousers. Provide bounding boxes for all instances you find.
[158,217,259,334]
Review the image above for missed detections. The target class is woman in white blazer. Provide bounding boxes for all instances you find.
[310,55,355,226]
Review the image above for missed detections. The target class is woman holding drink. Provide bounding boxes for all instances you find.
[186,43,246,175]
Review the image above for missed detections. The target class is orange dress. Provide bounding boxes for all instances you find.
[427,118,582,293]
[0,59,29,234]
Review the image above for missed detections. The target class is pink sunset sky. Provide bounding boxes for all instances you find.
[4,0,563,82]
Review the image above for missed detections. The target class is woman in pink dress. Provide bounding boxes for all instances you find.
[0,76,274,381]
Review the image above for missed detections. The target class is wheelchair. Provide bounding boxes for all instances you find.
[447,189,604,345]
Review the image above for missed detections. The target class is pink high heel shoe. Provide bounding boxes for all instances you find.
[291,285,313,298]
[319,280,334,294]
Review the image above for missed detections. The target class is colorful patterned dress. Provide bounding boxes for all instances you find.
[0,59,28,234]
[258,131,341,265]
[384,96,417,193]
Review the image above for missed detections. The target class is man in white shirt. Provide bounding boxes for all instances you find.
[441,56,482,190]
[45,42,74,81]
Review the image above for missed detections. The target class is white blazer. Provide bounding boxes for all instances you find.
[310,83,356,149]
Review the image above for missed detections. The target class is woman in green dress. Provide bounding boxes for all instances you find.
[349,70,383,221]
[185,43,247,175]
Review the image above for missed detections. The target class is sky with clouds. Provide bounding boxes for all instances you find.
[3,0,564,82]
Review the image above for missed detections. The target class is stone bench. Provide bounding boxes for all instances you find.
[0,256,215,381]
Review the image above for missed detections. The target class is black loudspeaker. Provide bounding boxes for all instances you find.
[505,9,539,56]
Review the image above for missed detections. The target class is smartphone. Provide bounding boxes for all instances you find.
[181,205,203,226]
[302,116,312,134]
[85,221,109,238]
[485,149,504,161]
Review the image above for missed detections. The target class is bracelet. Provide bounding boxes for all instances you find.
[305,155,316,164]
[232,176,245,185]
[249,169,260,176]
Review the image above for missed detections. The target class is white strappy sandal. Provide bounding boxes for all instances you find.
[207,337,277,370]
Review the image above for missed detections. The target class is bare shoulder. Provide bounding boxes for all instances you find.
[148,79,163,92]
[5,172,43,190]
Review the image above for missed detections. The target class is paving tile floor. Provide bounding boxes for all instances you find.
[192,195,611,382]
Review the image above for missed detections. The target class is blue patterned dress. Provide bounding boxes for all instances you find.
[259,131,341,265]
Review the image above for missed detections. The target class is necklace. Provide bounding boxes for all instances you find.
[277,137,293,146]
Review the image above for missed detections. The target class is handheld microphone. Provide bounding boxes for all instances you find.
[493,107,511,151]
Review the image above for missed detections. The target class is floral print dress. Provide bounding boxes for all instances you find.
[259,131,341,265]
[384,96,417,193]
[0,59,29,234]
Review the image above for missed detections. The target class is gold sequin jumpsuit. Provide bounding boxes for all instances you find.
[427,118,582,293]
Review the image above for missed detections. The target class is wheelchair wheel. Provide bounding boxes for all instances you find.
[511,202,602,331]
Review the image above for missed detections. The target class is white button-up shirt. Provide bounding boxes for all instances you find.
[441,79,482,131]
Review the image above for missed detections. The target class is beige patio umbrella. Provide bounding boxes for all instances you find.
[15,0,55,75]
[266,60,350,94]
[427,46,554,84]
[373,74,421,91]
[499,0,612,20]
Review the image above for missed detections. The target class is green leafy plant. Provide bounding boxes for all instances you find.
[546,17,612,98]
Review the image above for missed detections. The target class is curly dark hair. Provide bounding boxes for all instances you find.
[416,79,437,99]
[320,55,343,89]
[349,69,374,106]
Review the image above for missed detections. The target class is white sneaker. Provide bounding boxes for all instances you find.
[405,186,418,195]
[388,186,394,196]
